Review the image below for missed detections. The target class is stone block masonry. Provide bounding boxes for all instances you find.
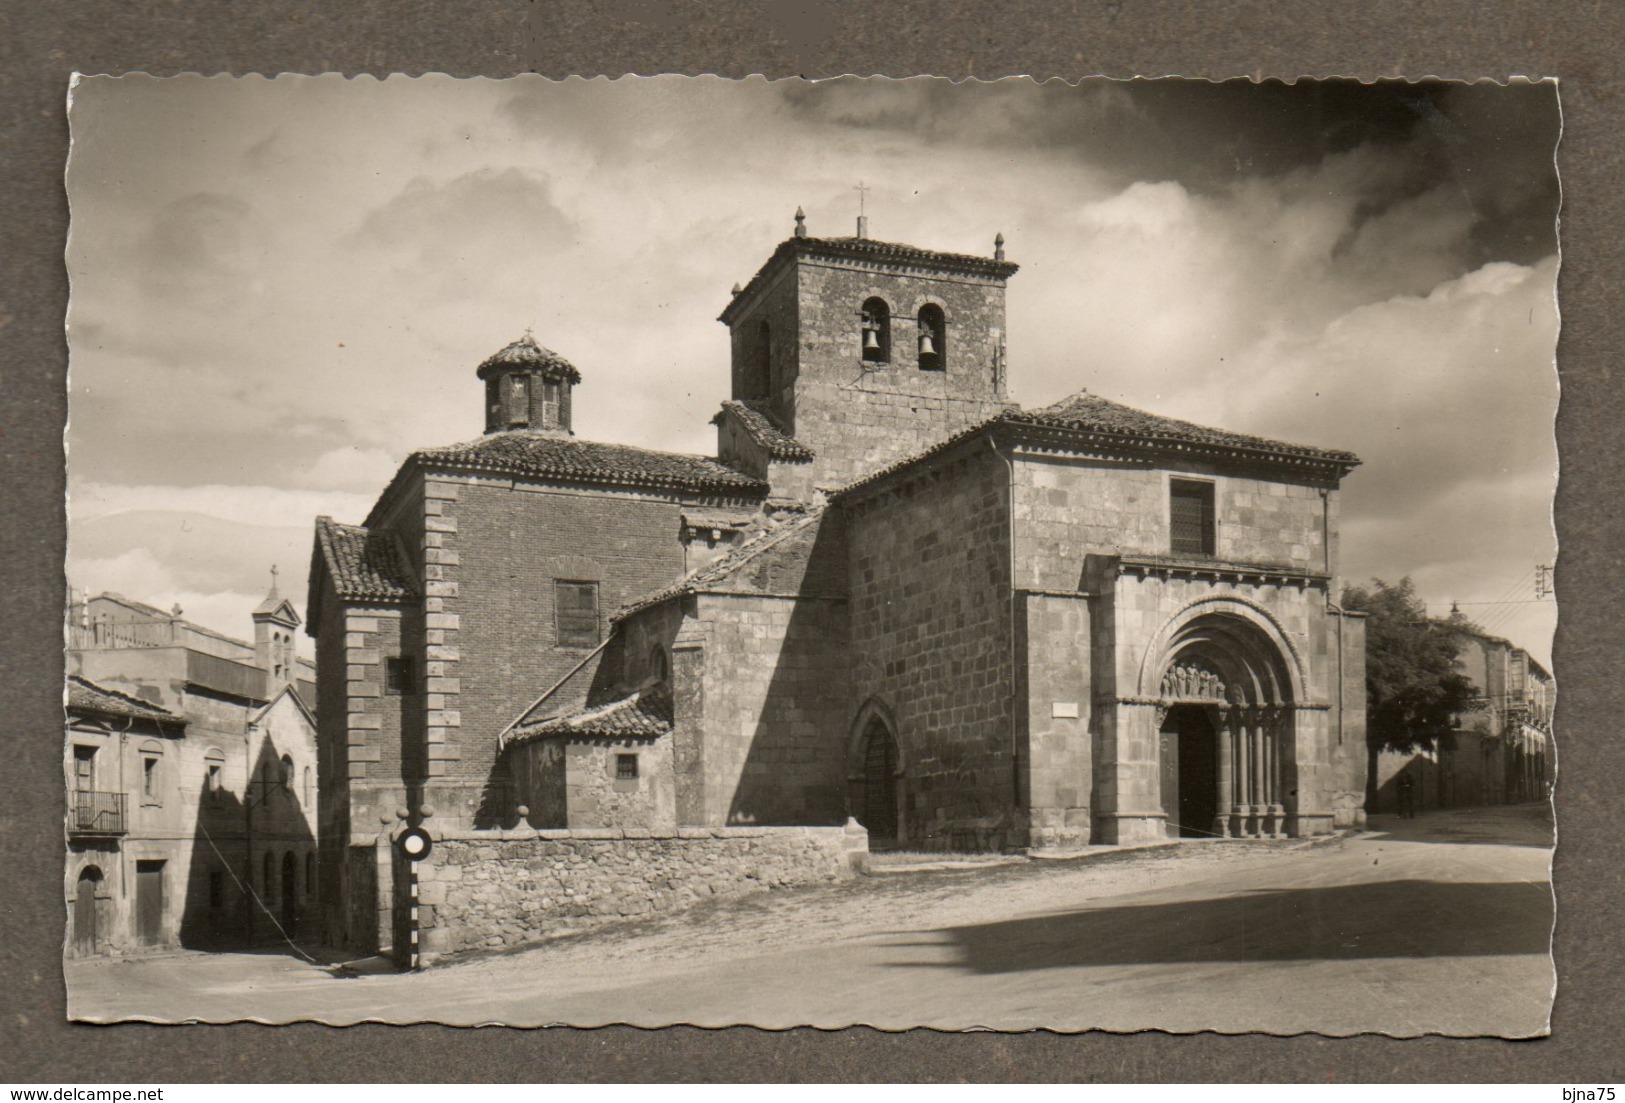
[411,822,867,963]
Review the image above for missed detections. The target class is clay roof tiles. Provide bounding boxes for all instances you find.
[413,431,767,495]
[836,391,1360,498]
[507,684,673,744]
[1014,392,1360,465]
[67,675,185,726]
[474,334,582,383]
[314,517,416,602]
[713,400,815,462]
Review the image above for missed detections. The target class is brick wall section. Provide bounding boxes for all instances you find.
[844,447,1019,850]
[411,823,868,963]
[375,474,754,828]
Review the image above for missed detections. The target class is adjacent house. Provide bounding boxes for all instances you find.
[64,586,319,954]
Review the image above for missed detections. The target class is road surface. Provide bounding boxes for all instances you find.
[66,804,1554,1036]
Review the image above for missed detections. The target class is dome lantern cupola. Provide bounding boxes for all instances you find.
[475,333,582,435]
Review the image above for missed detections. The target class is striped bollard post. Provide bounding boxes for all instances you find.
[398,827,433,971]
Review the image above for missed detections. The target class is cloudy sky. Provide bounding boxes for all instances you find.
[66,75,1560,666]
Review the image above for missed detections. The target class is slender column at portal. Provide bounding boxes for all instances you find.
[1267,712,1286,838]
[1251,716,1268,838]
[1232,721,1251,837]
[1214,713,1233,839]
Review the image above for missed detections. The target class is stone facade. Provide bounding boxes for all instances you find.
[1373,630,1553,813]
[410,823,866,964]
[311,215,1370,960]
[718,231,1018,495]
[65,592,319,955]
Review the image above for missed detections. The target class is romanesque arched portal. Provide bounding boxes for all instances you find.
[1149,609,1300,840]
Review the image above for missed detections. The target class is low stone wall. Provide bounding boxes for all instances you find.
[412,822,868,963]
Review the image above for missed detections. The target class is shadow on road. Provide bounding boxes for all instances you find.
[886,878,1552,975]
[1366,804,1555,849]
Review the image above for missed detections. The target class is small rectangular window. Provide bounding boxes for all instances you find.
[556,581,600,648]
[1170,479,1216,557]
[74,746,96,791]
[142,757,159,800]
[616,753,639,781]
[385,655,416,696]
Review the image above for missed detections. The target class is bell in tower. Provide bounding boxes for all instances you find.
[475,333,582,435]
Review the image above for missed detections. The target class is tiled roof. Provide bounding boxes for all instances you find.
[413,431,767,495]
[314,517,416,602]
[836,391,1360,498]
[474,334,582,383]
[507,684,673,745]
[807,235,1020,277]
[618,507,828,620]
[714,400,815,462]
[721,234,1018,324]
[1014,392,1360,465]
[67,676,184,726]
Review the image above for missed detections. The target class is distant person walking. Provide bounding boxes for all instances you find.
[1397,773,1417,819]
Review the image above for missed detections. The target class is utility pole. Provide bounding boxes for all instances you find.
[1534,564,1553,599]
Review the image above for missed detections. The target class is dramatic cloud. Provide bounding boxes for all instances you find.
[65,76,1559,663]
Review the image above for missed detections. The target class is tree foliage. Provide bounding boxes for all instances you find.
[1342,576,1481,754]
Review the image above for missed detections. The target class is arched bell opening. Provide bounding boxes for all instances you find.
[1151,611,1298,840]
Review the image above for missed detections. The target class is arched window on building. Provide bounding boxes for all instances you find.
[917,304,946,372]
[649,644,670,684]
[280,754,295,792]
[303,765,314,807]
[860,297,891,364]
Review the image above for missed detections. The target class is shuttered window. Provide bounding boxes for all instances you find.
[555,580,600,648]
[1170,479,1216,557]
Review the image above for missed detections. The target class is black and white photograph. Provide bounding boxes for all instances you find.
[61,74,1559,1035]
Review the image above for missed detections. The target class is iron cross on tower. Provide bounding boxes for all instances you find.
[855,180,870,238]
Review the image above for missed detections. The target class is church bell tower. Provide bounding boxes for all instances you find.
[717,210,1020,493]
[476,334,581,435]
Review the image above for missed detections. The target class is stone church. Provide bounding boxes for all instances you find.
[308,211,1368,952]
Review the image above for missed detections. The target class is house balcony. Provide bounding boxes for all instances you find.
[69,790,127,835]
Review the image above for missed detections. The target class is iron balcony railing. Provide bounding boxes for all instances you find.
[69,790,127,835]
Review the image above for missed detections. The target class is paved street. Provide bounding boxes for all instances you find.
[67,804,1554,1036]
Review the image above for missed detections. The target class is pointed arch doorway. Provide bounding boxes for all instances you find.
[848,705,903,848]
